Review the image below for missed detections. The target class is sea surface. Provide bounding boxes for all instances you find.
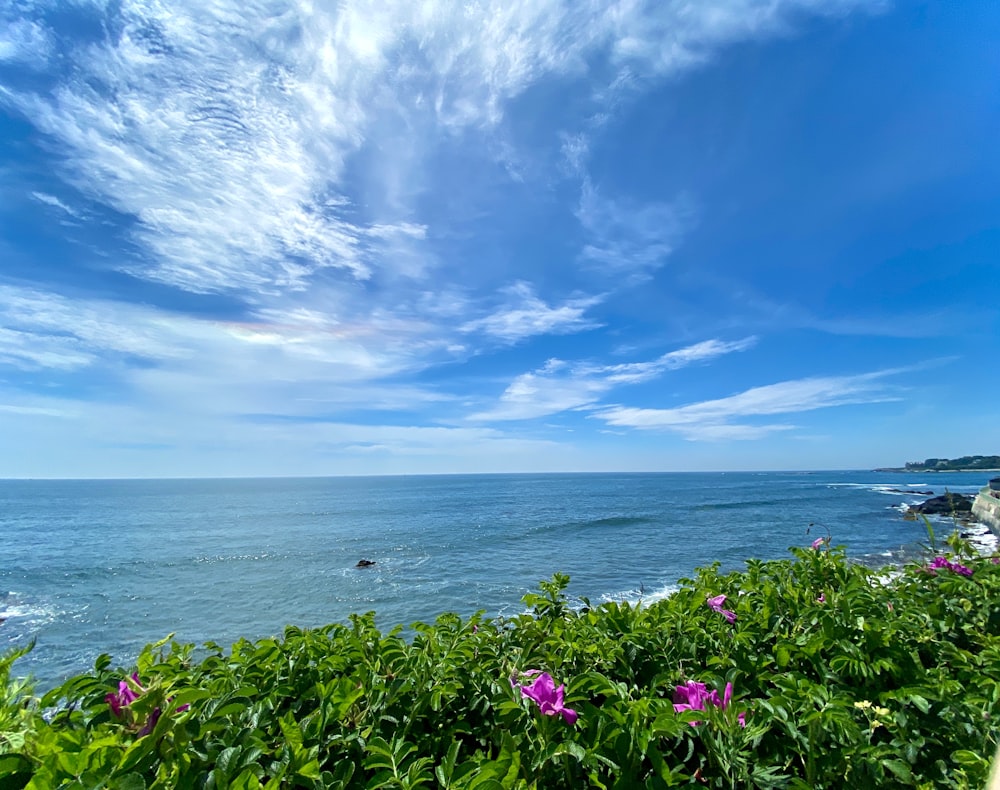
[1,471,994,689]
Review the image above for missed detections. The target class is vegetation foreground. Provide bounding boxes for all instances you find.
[2,532,999,789]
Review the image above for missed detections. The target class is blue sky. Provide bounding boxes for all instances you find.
[1,0,998,478]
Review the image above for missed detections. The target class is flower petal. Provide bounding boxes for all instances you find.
[560,706,579,725]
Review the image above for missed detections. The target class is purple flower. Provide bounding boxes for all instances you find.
[811,537,825,550]
[926,556,974,577]
[511,670,579,724]
[105,674,189,736]
[816,593,826,604]
[137,707,161,737]
[105,673,142,718]
[706,594,737,624]
[673,680,745,727]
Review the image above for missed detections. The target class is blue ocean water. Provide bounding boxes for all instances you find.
[0,471,993,689]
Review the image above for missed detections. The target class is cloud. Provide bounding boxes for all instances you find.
[1,0,884,299]
[0,18,52,67]
[30,191,82,218]
[0,283,457,425]
[595,369,902,440]
[461,282,603,343]
[576,179,694,275]
[469,336,755,421]
[0,0,893,475]
[0,285,190,369]
[600,337,757,385]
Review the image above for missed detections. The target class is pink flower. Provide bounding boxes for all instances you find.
[673,680,746,727]
[105,674,189,736]
[706,594,737,624]
[138,708,161,737]
[926,556,974,577]
[811,537,825,550]
[816,593,826,603]
[105,673,142,718]
[511,670,579,724]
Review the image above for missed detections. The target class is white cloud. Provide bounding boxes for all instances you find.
[596,370,902,439]
[0,284,456,423]
[0,285,190,368]
[0,0,892,474]
[469,336,755,421]
[576,179,694,275]
[0,19,52,67]
[1,0,883,298]
[30,191,81,217]
[600,337,757,385]
[461,281,603,343]
[560,132,590,176]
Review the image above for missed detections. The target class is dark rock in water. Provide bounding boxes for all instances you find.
[907,494,974,515]
[885,488,934,495]
[355,559,376,568]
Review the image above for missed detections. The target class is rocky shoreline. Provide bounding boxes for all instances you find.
[905,493,974,516]
[897,490,998,556]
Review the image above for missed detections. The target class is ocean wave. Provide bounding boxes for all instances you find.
[598,583,680,608]
[0,593,59,624]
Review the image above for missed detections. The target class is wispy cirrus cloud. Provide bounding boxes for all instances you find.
[469,337,756,421]
[0,18,52,67]
[0,0,899,476]
[30,191,82,218]
[461,282,603,343]
[576,179,694,276]
[0,283,452,419]
[0,0,883,299]
[595,369,903,440]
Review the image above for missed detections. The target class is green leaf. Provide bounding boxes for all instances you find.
[115,773,147,790]
[229,768,262,790]
[883,759,913,782]
[908,694,930,713]
[296,759,321,780]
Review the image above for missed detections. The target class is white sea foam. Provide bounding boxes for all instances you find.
[959,522,999,554]
[0,594,58,624]
[599,583,681,608]
[826,482,932,496]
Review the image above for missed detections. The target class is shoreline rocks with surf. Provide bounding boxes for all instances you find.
[906,493,974,516]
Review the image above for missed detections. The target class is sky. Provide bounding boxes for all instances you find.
[0,0,998,478]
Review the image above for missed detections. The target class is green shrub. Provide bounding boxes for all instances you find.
[1,536,998,788]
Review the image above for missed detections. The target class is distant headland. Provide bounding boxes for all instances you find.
[875,455,1000,472]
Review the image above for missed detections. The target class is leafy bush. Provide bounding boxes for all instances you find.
[1,536,998,788]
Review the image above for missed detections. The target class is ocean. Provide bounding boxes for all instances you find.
[1,471,994,689]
